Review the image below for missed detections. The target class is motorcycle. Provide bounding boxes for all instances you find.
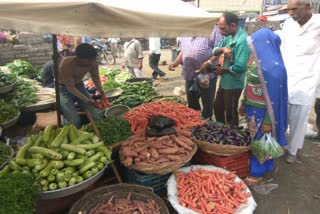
[90,40,115,65]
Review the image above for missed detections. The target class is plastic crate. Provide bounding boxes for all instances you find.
[126,170,171,195]
[193,149,250,178]
[123,161,191,195]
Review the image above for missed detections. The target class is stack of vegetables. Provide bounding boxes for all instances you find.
[0,99,19,125]
[88,193,161,214]
[148,96,186,105]
[174,169,252,214]
[120,129,195,169]
[6,59,41,81]
[0,173,39,214]
[84,116,132,147]
[0,71,16,88]
[3,78,38,108]
[0,124,112,192]
[101,68,133,91]
[123,101,207,134]
[112,82,157,107]
[85,75,108,101]
[192,123,251,146]
[0,143,12,168]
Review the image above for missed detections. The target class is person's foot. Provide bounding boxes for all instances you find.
[159,73,168,80]
[286,154,297,164]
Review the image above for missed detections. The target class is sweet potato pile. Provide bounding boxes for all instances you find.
[120,129,195,167]
[89,192,160,214]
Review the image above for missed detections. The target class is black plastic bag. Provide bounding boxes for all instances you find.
[188,80,200,94]
[146,127,177,137]
[147,115,176,129]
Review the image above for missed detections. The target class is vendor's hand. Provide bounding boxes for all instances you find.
[262,123,272,133]
[214,66,227,75]
[168,63,177,71]
[199,61,209,73]
[238,104,245,117]
[222,47,232,63]
[88,100,99,108]
[100,93,108,101]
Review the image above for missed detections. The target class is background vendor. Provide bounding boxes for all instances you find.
[59,43,106,128]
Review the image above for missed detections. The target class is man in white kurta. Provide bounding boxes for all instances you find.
[280,0,320,163]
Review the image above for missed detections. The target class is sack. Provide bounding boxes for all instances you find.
[251,133,284,164]
[188,80,200,94]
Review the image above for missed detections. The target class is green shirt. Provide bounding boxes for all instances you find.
[213,27,250,89]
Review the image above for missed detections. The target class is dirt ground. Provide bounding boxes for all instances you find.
[108,49,320,213]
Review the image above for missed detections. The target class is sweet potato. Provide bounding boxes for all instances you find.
[140,151,151,159]
[174,137,192,151]
[150,148,159,159]
[134,158,142,163]
[121,148,138,157]
[155,135,170,142]
[167,155,182,161]
[134,145,149,153]
[178,135,194,146]
[158,148,179,154]
[123,157,133,167]
[176,128,192,137]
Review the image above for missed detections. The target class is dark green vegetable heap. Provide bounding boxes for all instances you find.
[0,71,16,87]
[192,123,251,146]
[3,78,38,107]
[0,143,11,167]
[0,124,112,192]
[112,82,157,107]
[0,173,39,214]
[0,99,19,124]
[6,59,41,80]
[85,116,132,146]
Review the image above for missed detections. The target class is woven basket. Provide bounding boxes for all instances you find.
[121,144,198,175]
[194,139,250,157]
[69,184,169,214]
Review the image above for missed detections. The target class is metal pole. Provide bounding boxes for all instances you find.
[197,0,200,8]
[52,34,62,127]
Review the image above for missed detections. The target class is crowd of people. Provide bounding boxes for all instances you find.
[40,0,319,182]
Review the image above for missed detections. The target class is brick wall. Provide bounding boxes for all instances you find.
[0,32,52,68]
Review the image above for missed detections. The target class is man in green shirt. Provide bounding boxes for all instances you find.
[200,12,250,126]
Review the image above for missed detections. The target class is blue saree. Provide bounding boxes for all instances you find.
[245,28,288,177]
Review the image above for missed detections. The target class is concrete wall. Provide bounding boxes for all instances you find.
[0,33,52,68]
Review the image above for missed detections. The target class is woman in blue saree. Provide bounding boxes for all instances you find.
[241,28,288,178]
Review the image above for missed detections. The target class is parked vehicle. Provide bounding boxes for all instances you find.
[90,40,115,65]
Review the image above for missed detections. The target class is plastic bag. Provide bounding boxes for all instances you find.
[197,73,209,89]
[251,133,284,164]
[147,115,176,129]
[188,80,200,94]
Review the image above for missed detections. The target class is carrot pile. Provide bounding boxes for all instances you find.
[120,129,195,167]
[96,99,112,109]
[88,193,160,214]
[123,101,207,134]
[85,75,108,88]
[175,169,251,214]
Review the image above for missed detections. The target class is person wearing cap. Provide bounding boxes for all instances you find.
[59,43,107,128]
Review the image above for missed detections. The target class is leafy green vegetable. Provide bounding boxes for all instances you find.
[3,78,38,108]
[114,72,134,83]
[148,96,186,104]
[84,116,132,146]
[102,78,122,91]
[0,71,16,87]
[0,173,39,214]
[6,59,41,80]
[0,143,11,167]
[0,99,19,124]
[99,68,122,79]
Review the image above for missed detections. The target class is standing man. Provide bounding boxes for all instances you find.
[59,43,107,128]
[124,38,144,78]
[42,54,62,88]
[149,37,167,80]
[200,12,250,126]
[280,0,320,163]
[168,25,223,120]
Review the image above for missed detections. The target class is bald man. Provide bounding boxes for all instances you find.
[280,0,320,163]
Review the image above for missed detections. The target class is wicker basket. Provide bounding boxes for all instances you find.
[121,144,198,175]
[69,184,169,214]
[194,139,250,156]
